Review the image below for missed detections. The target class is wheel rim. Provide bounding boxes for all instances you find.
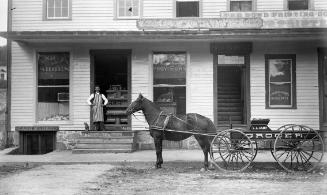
[274,125,324,172]
[210,129,255,172]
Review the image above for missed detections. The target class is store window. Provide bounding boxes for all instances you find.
[265,54,296,109]
[176,0,199,17]
[153,53,186,116]
[288,0,309,10]
[37,52,70,121]
[45,0,71,19]
[117,0,140,18]
[229,0,253,11]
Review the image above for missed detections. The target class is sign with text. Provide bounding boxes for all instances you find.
[267,58,294,107]
[138,18,263,30]
[138,11,327,30]
[153,53,186,85]
[38,52,69,80]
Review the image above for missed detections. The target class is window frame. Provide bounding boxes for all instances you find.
[115,0,142,19]
[36,51,72,123]
[285,0,313,11]
[152,51,187,116]
[43,0,72,20]
[227,0,256,12]
[265,54,297,109]
[174,0,202,18]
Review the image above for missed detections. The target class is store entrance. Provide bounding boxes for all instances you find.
[217,66,245,125]
[91,50,131,131]
[214,54,250,129]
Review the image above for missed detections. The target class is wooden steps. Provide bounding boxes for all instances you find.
[72,131,136,154]
[218,84,243,124]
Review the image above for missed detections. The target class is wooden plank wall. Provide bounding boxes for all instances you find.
[11,0,327,31]
[251,41,320,130]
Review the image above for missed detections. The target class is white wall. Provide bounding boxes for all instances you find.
[11,0,327,31]
[10,40,321,132]
[251,41,320,130]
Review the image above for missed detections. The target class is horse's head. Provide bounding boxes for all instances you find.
[126,93,145,115]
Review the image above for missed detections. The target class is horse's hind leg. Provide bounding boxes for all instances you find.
[154,136,163,169]
[194,135,210,170]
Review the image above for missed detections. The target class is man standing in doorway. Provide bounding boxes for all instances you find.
[87,85,108,131]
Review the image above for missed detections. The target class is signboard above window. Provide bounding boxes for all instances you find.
[117,0,140,19]
[218,55,245,65]
[153,53,186,86]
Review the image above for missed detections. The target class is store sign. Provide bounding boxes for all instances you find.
[137,18,263,30]
[153,53,186,85]
[268,58,293,107]
[38,53,69,80]
[138,11,327,30]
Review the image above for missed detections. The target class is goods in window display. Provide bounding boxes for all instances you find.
[105,85,130,129]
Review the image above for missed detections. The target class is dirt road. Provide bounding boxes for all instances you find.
[0,162,326,195]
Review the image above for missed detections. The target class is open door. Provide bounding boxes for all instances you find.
[90,50,131,131]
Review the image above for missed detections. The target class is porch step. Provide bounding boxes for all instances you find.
[72,149,133,154]
[75,143,133,149]
[73,131,136,153]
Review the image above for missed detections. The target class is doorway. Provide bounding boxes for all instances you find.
[318,48,327,147]
[214,55,250,129]
[90,50,131,131]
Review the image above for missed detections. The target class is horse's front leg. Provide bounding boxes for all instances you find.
[154,136,163,168]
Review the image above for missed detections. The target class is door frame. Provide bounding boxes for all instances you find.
[89,49,132,129]
[211,42,252,128]
[318,48,327,132]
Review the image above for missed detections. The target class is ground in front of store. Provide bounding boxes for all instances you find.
[0,160,326,195]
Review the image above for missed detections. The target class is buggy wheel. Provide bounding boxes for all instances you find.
[271,124,297,161]
[273,125,324,172]
[210,129,255,172]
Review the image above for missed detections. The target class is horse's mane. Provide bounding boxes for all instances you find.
[142,97,162,111]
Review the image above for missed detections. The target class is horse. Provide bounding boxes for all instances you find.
[126,93,217,170]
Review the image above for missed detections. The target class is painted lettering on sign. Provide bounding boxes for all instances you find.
[137,18,263,30]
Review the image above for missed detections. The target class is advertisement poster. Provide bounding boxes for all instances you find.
[268,59,292,107]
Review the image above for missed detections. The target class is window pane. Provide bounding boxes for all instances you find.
[230,1,252,11]
[38,52,69,121]
[288,0,308,10]
[62,0,68,8]
[269,59,291,82]
[119,8,125,16]
[230,2,241,11]
[154,87,186,116]
[270,83,292,106]
[240,1,252,11]
[153,53,186,85]
[38,53,69,85]
[48,7,54,17]
[55,0,61,8]
[62,7,68,17]
[55,7,61,17]
[176,2,199,17]
[48,0,55,8]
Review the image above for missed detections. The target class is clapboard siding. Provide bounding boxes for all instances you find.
[315,0,327,9]
[11,42,36,129]
[143,0,173,18]
[257,0,285,11]
[12,0,138,31]
[202,0,226,17]
[250,41,319,130]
